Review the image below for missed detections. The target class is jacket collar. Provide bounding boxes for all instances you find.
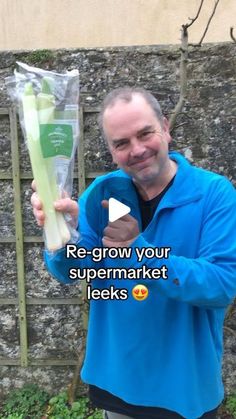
[158,151,203,209]
[113,152,203,211]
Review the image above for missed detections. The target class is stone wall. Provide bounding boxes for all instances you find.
[0,44,235,401]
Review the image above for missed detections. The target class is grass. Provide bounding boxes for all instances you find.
[1,384,236,418]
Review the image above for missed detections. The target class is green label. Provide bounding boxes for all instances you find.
[40,124,73,158]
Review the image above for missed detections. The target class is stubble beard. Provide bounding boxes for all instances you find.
[132,157,176,193]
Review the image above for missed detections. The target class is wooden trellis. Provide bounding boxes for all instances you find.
[0,105,103,368]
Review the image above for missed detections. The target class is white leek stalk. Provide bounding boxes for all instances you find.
[37,78,70,245]
[22,82,65,251]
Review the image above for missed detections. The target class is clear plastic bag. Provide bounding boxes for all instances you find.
[5,61,80,252]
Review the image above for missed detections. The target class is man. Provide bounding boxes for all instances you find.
[32,87,236,419]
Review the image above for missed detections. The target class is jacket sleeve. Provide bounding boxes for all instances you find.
[108,177,236,308]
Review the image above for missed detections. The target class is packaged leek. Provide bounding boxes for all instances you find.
[5,62,80,252]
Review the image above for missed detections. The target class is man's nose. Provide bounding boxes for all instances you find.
[130,139,146,158]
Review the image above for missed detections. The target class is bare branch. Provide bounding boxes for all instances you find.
[169,0,220,130]
[168,95,176,106]
[169,27,188,131]
[184,0,205,30]
[173,122,189,129]
[225,302,236,322]
[224,326,236,338]
[68,330,87,404]
[197,0,221,46]
[68,282,89,403]
[168,111,194,120]
[230,27,236,43]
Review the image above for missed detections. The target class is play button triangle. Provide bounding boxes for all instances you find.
[108,198,131,222]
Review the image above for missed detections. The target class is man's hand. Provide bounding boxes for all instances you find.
[31,180,79,228]
[102,200,139,247]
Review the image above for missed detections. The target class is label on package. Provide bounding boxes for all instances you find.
[40,124,73,158]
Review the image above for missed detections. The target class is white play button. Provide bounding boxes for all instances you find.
[108,198,131,222]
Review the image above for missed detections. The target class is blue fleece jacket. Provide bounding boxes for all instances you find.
[45,152,236,419]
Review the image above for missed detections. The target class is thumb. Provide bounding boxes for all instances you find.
[31,179,37,192]
[101,199,109,209]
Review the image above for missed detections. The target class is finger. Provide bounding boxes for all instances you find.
[101,200,133,220]
[30,192,42,210]
[54,198,79,218]
[107,218,130,229]
[31,179,37,192]
[33,207,45,226]
[117,213,136,222]
[101,200,109,209]
[102,237,132,248]
[101,200,136,224]
[103,225,120,239]
[103,218,131,236]
[107,216,138,232]
[102,236,121,248]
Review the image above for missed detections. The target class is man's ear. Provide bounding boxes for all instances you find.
[106,138,117,164]
[110,150,118,165]
[162,117,172,144]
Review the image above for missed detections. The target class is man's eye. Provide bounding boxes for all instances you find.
[115,141,128,149]
[140,130,153,139]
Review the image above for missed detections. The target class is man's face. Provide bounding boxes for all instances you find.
[103,94,172,187]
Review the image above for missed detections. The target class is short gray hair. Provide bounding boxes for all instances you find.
[98,87,164,139]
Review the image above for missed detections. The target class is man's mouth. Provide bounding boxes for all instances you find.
[129,155,155,168]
